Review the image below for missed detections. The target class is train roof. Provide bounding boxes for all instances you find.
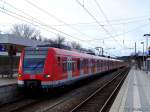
[24,47,123,62]
[51,48,122,62]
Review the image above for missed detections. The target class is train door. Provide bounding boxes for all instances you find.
[67,57,72,80]
[108,60,110,70]
[89,59,91,74]
[80,58,84,75]
[96,60,98,73]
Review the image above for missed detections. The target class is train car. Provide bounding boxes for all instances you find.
[18,47,125,89]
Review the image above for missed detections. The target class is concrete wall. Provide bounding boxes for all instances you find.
[0,84,22,105]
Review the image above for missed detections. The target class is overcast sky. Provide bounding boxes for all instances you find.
[0,0,150,56]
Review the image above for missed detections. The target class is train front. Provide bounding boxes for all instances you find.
[18,47,52,89]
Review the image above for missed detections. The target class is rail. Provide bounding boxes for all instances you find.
[70,68,129,112]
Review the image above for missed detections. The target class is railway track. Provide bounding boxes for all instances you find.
[0,68,129,112]
[69,68,130,112]
[42,68,129,112]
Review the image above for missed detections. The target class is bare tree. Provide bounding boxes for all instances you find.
[71,41,82,50]
[54,35,65,45]
[11,24,42,40]
[38,36,42,41]
[87,49,95,55]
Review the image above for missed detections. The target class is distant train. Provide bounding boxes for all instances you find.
[18,47,126,89]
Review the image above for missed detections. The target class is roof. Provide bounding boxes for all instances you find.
[0,34,46,47]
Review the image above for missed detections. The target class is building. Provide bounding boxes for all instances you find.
[0,34,46,56]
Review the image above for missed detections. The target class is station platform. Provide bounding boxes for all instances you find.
[0,74,17,86]
[110,68,150,112]
[0,78,17,86]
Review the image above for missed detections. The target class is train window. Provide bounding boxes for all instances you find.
[99,60,101,70]
[72,62,77,71]
[77,60,80,70]
[63,62,67,73]
[102,60,103,67]
[86,59,88,69]
[74,62,76,71]
[72,62,74,71]
[57,57,61,66]
[97,60,100,70]
[103,60,104,67]
[93,61,95,68]
[88,60,91,68]
[80,60,83,69]
[97,60,99,68]
[62,58,67,73]
[83,59,86,68]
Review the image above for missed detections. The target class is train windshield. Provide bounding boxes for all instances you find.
[23,48,48,74]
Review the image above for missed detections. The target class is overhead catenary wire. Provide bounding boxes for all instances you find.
[23,0,97,40]
[1,1,149,40]
[75,0,124,49]
[94,0,128,48]
[48,19,147,27]
[0,17,146,27]
[94,0,129,49]
[0,0,111,53]
[0,7,58,36]
[0,7,100,53]
[2,0,106,44]
[0,3,99,53]
[75,0,125,56]
[46,15,150,26]
[0,0,126,56]
[0,4,87,42]
[85,22,150,41]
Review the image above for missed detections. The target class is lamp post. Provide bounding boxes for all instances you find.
[143,34,150,55]
[143,34,150,72]
[141,42,144,70]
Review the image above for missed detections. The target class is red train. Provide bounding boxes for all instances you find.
[18,47,126,89]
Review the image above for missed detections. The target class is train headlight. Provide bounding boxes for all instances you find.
[44,74,51,78]
[18,74,22,77]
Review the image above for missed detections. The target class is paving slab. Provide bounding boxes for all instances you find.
[0,74,17,86]
[110,68,150,112]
